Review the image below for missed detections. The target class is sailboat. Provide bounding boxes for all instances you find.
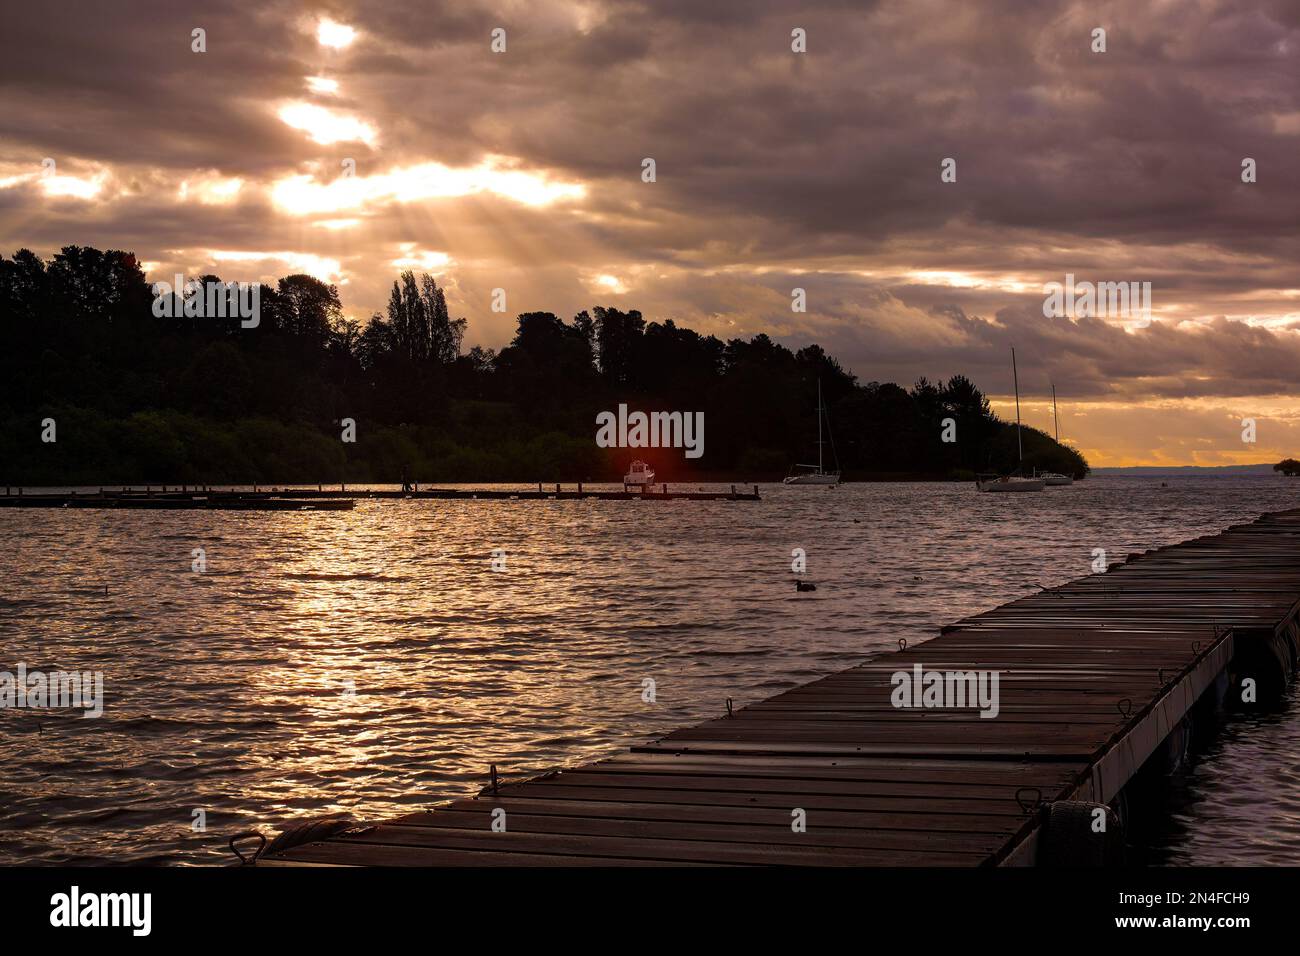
[977,348,1045,492]
[784,379,841,485]
[1039,383,1074,486]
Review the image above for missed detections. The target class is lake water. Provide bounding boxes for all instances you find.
[2,477,1298,865]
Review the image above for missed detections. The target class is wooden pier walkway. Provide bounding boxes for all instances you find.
[253,508,1300,867]
[0,493,355,510]
[0,484,760,508]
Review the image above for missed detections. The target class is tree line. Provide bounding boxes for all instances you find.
[0,245,1089,484]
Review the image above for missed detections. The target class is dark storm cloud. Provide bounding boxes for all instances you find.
[0,1,329,171]
[633,267,1300,403]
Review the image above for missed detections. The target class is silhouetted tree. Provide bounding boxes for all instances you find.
[0,245,1089,483]
[593,307,645,387]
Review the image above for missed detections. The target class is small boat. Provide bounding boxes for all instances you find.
[978,347,1044,493]
[1041,384,1073,485]
[977,474,1047,492]
[784,465,840,485]
[623,460,655,486]
[784,379,842,485]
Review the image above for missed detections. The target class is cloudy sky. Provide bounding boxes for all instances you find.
[2,0,1298,466]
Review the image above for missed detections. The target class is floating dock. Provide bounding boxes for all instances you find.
[250,509,1300,866]
[0,483,760,507]
[0,492,354,510]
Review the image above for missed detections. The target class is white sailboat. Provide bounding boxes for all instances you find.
[977,348,1045,492]
[1040,383,1074,486]
[784,380,841,485]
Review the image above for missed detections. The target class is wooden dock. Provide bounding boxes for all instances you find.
[0,492,354,510]
[0,484,760,507]
[252,509,1300,867]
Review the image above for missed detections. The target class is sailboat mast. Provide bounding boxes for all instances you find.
[1052,383,1060,443]
[1012,347,1023,463]
[817,379,824,473]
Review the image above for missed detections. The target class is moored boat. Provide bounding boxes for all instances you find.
[977,474,1047,492]
[784,467,840,485]
[784,379,842,485]
[623,460,655,486]
[978,347,1044,493]
[1040,384,1074,486]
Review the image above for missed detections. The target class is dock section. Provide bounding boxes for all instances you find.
[254,509,1300,866]
[0,483,760,508]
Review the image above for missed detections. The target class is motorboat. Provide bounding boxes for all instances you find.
[624,460,655,486]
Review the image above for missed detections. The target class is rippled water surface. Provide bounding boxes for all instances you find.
[2,477,1298,865]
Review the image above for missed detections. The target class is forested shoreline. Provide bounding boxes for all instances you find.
[0,245,1089,484]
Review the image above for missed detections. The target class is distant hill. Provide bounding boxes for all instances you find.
[1092,463,1280,476]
